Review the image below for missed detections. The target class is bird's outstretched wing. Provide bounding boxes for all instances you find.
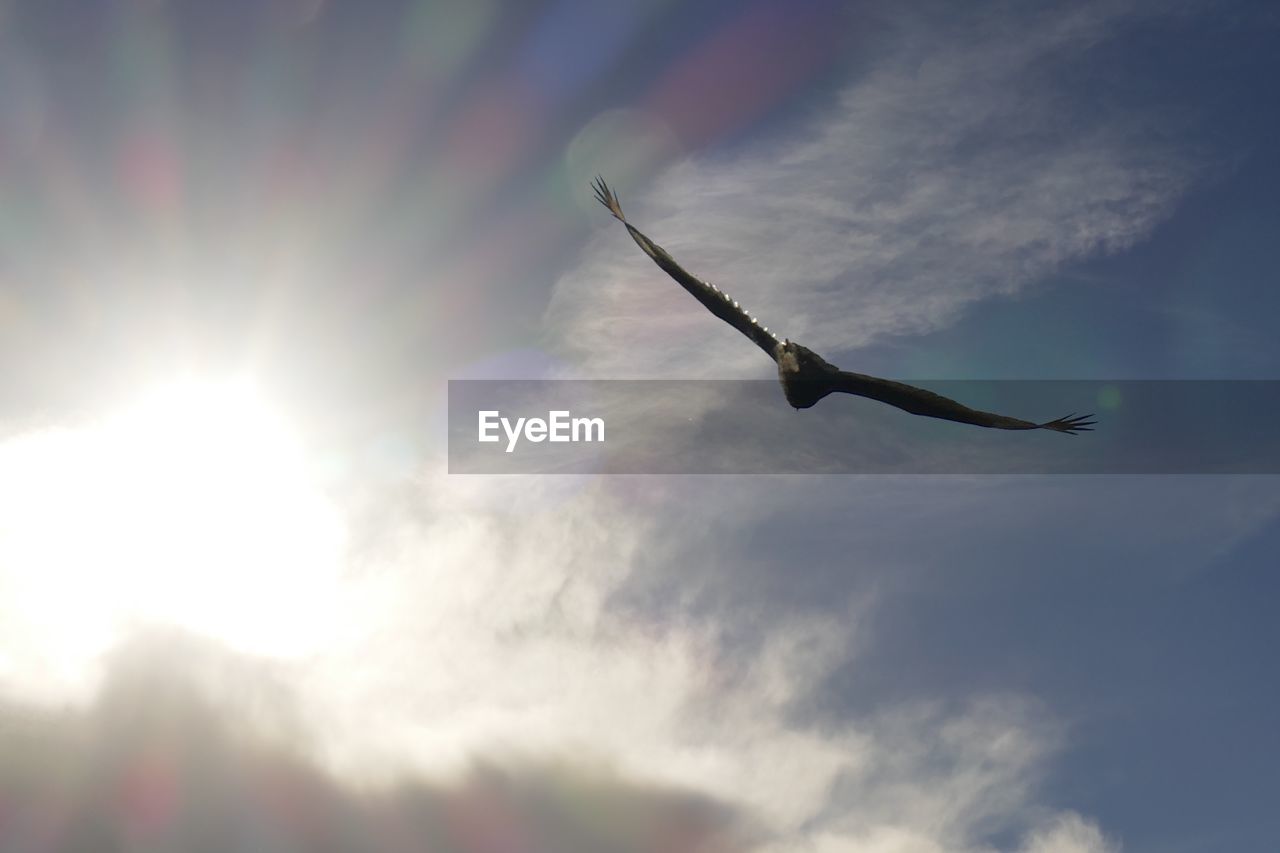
[831,370,1096,434]
[592,176,781,362]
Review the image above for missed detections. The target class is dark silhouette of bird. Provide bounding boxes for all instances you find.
[592,177,1094,434]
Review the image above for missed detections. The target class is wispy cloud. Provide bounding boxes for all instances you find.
[548,1,1203,379]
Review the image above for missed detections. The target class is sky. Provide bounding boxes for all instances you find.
[1,1,1279,851]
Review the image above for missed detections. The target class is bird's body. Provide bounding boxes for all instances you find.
[592,177,1094,435]
[776,340,838,409]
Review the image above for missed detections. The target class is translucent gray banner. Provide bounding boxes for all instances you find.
[447,380,1280,474]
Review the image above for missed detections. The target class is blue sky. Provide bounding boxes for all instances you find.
[0,1,1278,852]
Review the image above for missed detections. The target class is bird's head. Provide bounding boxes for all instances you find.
[779,339,833,373]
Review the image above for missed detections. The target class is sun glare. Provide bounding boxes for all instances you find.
[0,376,345,685]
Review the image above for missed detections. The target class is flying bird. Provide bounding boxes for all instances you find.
[592,177,1094,434]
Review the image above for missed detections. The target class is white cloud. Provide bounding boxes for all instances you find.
[1019,813,1119,853]
[294,469,1067,851]
[547,1,1201,380]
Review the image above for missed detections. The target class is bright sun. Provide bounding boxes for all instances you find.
[0,376,345,685]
